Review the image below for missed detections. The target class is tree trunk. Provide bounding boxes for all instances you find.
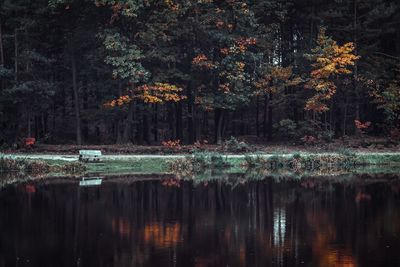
[0,19,4,91]
[142,112,151,145]
[71,54,82,145]
[0,19,4,72]
[122,101,134,143]
[187,84,195,143]
[153,104,158,142]
[267,93,273,141]
[216,109,224,145]
[353,0,360,123]
[263,95,267,138]
[14,29,18,81]
[256,96,260,137]
[175,103,183,142]
[343,103,347,136]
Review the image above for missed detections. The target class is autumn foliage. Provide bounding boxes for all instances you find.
[305,28,359,112]
[105,83,186,108]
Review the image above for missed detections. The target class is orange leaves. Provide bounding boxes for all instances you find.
[104,83,186,108]
[234,37,257,53]
[254,66,301,95]
[220,48,229,55]
[305,27,360,113]
[104,95,132,108]
[192,54,208,64]
[136,83,186,103]
[192,54,217,69]
[219,37,257,59]
[162,139,181,149]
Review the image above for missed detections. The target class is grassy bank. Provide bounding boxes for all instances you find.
[1,151,400,177]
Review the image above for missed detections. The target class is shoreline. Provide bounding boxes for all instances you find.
[1,151,400,175]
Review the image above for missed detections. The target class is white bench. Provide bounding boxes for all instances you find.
[79,150,102,162]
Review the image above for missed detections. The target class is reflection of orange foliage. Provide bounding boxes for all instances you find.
[301,179,316,189]
[143,223,181,248]
[162,178,181,188]
[307,211,357,267]
[355,192,371,202]
[111,217,131,237]
[25,184,36,193]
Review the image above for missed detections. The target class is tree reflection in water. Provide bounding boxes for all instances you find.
[0,174,400,267]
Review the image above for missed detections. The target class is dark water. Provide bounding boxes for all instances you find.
[1,175,400,267]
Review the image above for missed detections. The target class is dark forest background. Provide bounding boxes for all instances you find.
[0,0,399,146]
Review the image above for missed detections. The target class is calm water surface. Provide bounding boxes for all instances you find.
[1,174,400,267]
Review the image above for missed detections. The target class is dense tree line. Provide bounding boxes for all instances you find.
[0,0,399,145]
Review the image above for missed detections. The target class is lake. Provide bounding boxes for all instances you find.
[1,174,400,267]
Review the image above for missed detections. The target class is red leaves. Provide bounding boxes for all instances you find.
[354,120,371,130]
[162,140,182,150]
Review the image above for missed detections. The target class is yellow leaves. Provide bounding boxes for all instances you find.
[137,83,186,103]
[254,66,301,95]
[104,95,132,108]
[236,62,245,71]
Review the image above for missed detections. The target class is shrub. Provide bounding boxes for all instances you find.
[301,135,317,145]
[274,119,297,139]
[26,161,51,175]
[0,157,26,172]
[169,151,231,177]
[223,136,252,153]
[318,130,335,143]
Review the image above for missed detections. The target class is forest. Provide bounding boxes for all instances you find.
[0,0,399,146]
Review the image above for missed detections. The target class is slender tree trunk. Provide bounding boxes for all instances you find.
[188,104,194,143]
[0,19,4,90]
[267,93,273,141]
[263,95,268,138]
[71,54,82,145]
[343,103,347,136]
[142,112,151,145]
[122,101,134,143]
[353,0,360,123]
[14,29,18,81]
[256,96,260,137]
[153,104,158,142]
[27,109,32,137]
[175,103,183,142]
[82,84,89,141]
[0,19,3,65]
[216,109,224,145]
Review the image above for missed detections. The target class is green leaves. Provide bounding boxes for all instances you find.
[102,31,149,84]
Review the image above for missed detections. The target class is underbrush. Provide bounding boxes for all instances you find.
[169,151,231,177]
[0,157,86,175]
[242,152,357,172]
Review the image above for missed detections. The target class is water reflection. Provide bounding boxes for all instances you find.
[0,174,400,267]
